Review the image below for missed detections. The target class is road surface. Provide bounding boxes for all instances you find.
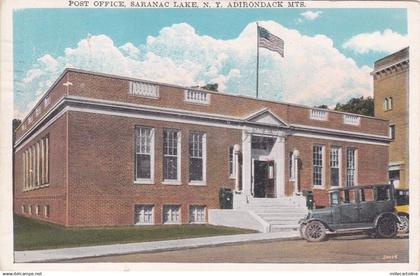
[63,234,409,263]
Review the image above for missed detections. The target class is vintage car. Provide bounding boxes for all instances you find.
[394,188,409,234]
[299,184,400,242]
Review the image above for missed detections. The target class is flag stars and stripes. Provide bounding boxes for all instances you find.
[258,26,285,57]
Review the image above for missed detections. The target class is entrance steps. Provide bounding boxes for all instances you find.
[244,197,308,232]
[208,196,308,233]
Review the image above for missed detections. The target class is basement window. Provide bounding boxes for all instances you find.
[163,205,181,224]
[189,205,206,223]
[134,205,154,225]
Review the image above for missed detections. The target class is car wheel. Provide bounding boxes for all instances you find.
[397,215,409,234]
[376,216,398,238]
[304,221,326,242]
[299,224,307,240]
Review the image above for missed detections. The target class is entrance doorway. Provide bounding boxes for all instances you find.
[253,160,275,198]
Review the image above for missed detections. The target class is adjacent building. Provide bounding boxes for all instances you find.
[13,68,390,227]
[372,47,409,190]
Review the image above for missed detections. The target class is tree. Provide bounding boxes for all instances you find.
[315,104,329,109]
[334,96,374,116]
[13,119,22,132]
[201,83,218,92]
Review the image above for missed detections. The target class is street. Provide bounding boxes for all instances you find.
[62,234,409,263]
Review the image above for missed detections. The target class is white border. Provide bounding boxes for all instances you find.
[1,0,419,272]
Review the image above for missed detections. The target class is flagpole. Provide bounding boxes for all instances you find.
[256,22,260,99]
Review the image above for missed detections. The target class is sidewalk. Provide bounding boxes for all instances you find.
[15,231,299,263]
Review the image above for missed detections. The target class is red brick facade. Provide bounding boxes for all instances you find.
[14,69,390,226]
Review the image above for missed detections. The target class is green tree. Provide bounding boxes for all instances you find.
[334,96,374,116]
[201,83,218,92]
[13,119,22,132]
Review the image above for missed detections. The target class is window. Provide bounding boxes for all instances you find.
[135,126,154,183]
[189,205,206,223]
[346,148,357,187]
[163,205,181,224]
[129,81,159,98]
[23,136,49,191]
[44,205,50,218]
[28,115,33,124]
[35,205,40,216]
[189,132,206,184]
[310,109,328,121]
[228,146,236,178]
[163,129,180,183]
[35,107,41,116]
[134,205,154,224]
[383,97,393,111]
[360,188,375,202]
[376,186,391,201]
[389,125,396,139]
[288,152,296,180]
[21,205,25,214]
[330,146,341,187]
[28,205,32,215]
[312,145,324,186]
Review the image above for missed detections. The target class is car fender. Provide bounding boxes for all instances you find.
[374,212,401,226]
[397,212,409,218]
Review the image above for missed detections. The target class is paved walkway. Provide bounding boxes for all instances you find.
[15,231,299,263]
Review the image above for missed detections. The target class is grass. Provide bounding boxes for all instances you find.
[14,215,255,251]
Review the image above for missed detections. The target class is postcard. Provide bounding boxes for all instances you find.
[0,0,419,273]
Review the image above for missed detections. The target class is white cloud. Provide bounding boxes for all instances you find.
[15,21,373,118]
[342,29,408,54]
[300,11,322,21]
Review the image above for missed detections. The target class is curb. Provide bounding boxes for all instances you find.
[15,232,301,263]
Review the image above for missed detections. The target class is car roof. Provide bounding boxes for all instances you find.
[328,184,391,192]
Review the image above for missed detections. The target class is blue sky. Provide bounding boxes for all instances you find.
[13,8,407,118]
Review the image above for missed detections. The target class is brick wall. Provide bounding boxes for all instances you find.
[284,135,389,207]
[66,111,240,226]
[14,114,68,225]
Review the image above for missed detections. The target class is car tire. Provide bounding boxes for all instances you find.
[304,221,326,242]
[397,215,409,234]
[376,216,398,238]
[299,224,307,240]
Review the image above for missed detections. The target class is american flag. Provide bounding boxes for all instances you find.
[258,26,284,57]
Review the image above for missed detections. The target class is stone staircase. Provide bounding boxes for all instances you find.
[241,197,308,232]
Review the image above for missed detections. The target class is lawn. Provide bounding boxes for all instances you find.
[14,215,255,251]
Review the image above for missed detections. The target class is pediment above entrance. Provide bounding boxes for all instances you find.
[244,108,288,127]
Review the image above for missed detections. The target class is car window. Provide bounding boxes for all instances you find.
[330,192,339,206]
[360,188,375,202]
[341,190,357,204]
[376,186,391,201]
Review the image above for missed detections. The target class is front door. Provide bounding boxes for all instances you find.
[253,160,276,198]
[253,160,268,198]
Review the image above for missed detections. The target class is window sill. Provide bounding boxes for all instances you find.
[163,222,181,225]
[23,184,50,192]
[189,221,206,224]
[188,181,207,186]
[134,180,154,185]
[134,222,155,225]
[162,181,182,185]
[229,175,236,180]
[312,185,326,190]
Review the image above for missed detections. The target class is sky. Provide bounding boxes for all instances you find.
[13,8,408,119]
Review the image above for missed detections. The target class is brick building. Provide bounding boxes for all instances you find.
[372,47,409,190]
[13,68,390,228]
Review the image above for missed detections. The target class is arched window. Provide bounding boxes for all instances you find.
[383,98,388,111]
[388,97,393,110]
[383,97,393,111]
